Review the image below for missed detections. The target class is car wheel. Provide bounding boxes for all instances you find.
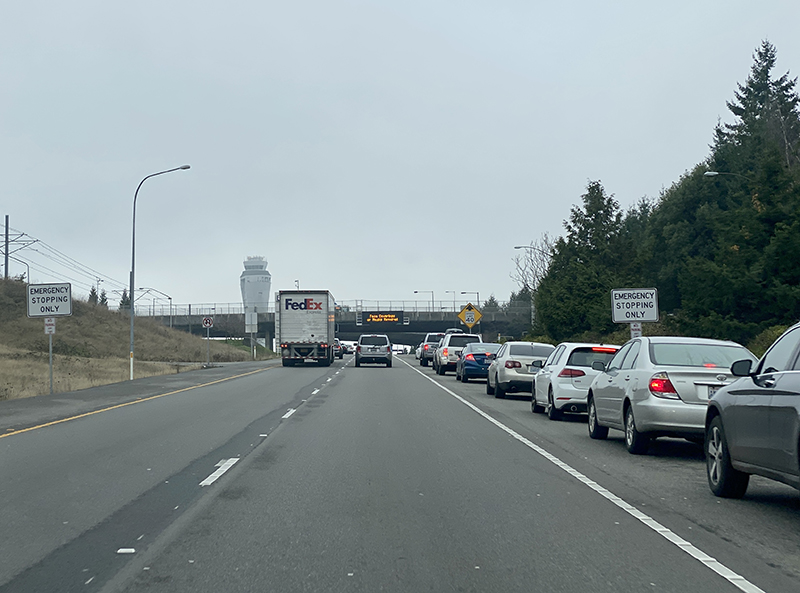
[486,376,495,395]
[462,373,468,383]
[706,416,749,498]
[547,389,562,421]
[355,357,361,367]
[387,360,392,368]
[495,375,505,398]
[531,393,545,414]
[421,358,428,367]
[624,406,649,454]
[587,397,608,439]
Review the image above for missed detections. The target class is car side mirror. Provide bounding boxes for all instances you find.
[531,360,543,370]
[731,359,753,377]
[591,360,606,372]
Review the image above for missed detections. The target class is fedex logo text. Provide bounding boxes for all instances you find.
[285,298,323,310]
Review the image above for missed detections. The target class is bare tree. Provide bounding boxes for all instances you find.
[511,234,554,293]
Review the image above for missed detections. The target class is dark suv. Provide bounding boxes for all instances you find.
[419,332,445,367]
[355,334,392,367]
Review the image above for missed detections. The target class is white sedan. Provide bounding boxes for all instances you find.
[532,343,619,420]
[486,341,555,398]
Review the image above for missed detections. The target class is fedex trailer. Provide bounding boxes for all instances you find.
[276,290,336,366]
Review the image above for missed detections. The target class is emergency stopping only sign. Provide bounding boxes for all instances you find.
[27,283,72,317]
[611,288,659,323]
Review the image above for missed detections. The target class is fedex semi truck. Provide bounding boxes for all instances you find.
[276,290,336,366]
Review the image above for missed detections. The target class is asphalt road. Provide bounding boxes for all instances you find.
[1,355,798,592]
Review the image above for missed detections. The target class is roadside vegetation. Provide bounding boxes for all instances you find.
[507,41,800,355]
[0,277,273,400]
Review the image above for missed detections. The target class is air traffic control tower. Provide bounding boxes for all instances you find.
[240,256,272,313]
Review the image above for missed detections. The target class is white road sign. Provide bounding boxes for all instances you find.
[27,283,72,318]
[202,316,214,328]
[611,289,659,323]
[44,317,56,335]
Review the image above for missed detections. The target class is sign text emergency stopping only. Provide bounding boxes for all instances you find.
[611,289,659,323]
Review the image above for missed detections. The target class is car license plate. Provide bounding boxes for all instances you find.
[707,385,720,399]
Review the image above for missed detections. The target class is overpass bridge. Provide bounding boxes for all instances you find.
[142,301,533,347]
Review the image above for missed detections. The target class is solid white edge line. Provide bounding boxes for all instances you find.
[199,458,239,487]
[399,357,766,593]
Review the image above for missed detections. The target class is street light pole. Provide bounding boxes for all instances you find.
[130,165,190,380]
[413,290,434,312]
[445,290,457,312]
[460,291,480,306]
[139,287,174,328]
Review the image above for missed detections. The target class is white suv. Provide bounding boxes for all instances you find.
[433,333,482,375]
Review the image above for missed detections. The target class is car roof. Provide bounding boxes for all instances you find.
[554,342,620,350]
[636,336,746,346]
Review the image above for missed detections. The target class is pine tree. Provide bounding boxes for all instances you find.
[119,289,130,311]
[88,286,98,305]
[99,289,108,308]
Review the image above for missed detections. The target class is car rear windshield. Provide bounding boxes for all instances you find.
[448,336,481,347]
[649,343,750,368]
[468,343,501,354]
[509,344,554,357]
[425,334,445,343]
[566,347,618,367]
[360,336,389,346]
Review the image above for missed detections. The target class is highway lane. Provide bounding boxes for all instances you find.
[0,359,340,591]
[2,354,798,592]
[107,355,797,593]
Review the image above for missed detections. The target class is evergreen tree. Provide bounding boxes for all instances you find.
[88,286,98,305]
[119,289,130,311]
[99,289,108,308]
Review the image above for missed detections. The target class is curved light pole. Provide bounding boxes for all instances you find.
[130,165,190,380]
[139,287,173,328]
[413,290,434,312]
[703,171,755,182]
[460,290,480,306]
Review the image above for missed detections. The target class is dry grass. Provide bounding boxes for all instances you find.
[0,278,273,400]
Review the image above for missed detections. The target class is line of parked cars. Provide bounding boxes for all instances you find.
[417,327,800,498]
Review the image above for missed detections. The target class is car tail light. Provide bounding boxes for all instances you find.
[558,368,586,378]
[442,348,449,357]
[505,360,522,369]
[356,345,361,353]
[465,353,476,361]
[649,372,680,399]
[424,344,429,351]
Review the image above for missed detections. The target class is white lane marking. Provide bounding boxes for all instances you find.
[199,458,239,487]
[282,408,296,419]
[312,389,320,394]
[116,548,136,554]
[327,378,332,382]
[400,358,766,593]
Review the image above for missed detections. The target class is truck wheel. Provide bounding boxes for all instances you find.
[282,359,291,367]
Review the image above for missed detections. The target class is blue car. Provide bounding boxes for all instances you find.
[456,342,501,382]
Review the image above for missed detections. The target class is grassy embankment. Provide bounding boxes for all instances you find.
[0,278,273,400]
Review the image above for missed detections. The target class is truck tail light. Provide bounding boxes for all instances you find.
[442,348,449,357]
[558,368,586,378]
[505,360,522,369]
[356,345,361,353]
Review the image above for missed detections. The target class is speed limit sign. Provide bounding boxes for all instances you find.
[202,316,214,328]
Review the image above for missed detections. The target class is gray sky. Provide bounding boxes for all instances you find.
[2,1,798,308]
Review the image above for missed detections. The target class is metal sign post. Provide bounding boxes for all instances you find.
[27,284,72,395]
[203,317,214,365]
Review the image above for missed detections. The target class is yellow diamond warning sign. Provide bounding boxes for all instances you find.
[457,303,482,329]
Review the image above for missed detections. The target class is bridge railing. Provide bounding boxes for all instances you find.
[133,300,521,317]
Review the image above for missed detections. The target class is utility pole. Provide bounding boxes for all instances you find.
[4,215,9,279]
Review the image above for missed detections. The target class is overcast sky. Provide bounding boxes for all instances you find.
[2,1,798,309]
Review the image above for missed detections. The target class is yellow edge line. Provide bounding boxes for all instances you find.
[0,368,269,440]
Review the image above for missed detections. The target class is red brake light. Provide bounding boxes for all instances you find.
[592,347,617,353]
[356,345,361,352]
[558,368,586,378]
[424,344,429,351]
[465,353,476,361]
[443,348,449,357]
[505,360,522,369]
[649,373,679,398]
[703,363,718,368]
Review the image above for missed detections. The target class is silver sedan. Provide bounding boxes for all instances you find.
[587,336,756,454]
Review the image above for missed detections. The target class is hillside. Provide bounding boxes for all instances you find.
[0,277,269,400]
